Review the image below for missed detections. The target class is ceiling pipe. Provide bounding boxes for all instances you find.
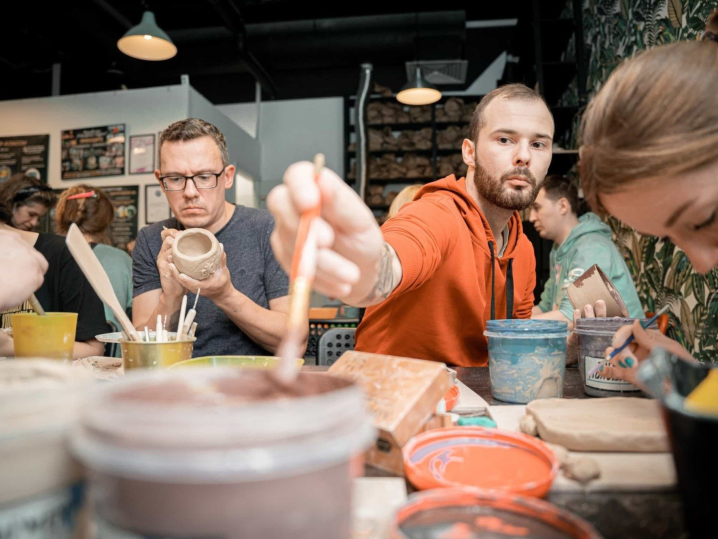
[205,0,277,98]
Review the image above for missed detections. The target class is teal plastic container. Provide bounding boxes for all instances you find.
[484,320,570,404]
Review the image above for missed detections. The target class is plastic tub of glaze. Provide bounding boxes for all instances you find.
[0,360,92,538]
[484,320,569,404]
[11,312,77,360]
[392,487,602,538]
[574,317,656,398]
[169,355,305,370]
[71,368,375,539]
[639,349,718,538]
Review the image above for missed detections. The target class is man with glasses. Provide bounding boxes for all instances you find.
[132,118,298,357]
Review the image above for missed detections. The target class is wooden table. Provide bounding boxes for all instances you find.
[311,364,686,538]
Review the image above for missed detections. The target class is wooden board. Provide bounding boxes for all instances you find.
[329,351,450,475]
[352,478,407,539]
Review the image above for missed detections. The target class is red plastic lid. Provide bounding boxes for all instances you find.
[403,427,559,498]
[392,487,601,538]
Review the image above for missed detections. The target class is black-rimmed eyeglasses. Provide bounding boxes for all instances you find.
[159,166,227,191]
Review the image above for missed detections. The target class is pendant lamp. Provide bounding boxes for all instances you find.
[117,11,177,61]
[396,66,442,106]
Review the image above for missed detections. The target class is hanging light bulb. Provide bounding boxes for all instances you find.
[396,66,442,106]
[117,11,177,61]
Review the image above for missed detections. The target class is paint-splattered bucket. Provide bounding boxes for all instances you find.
[484,320,569,404]
[391,486,602,538]
[574,317,655,397]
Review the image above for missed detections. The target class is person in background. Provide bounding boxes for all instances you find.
[530,174,643,329]
[0,197,108,358]
[0,230,48,311]
[387,184,422,219]
[132,119,294,357]
[575,10,718,385]
[268,84,554,366]
[55,185,133,340]
[0,174,57,231]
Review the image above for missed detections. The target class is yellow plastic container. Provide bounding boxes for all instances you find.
[169,356,305,370]
[11,312,77,360]
[120,338,196,371]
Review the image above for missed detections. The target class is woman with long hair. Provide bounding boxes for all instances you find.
[0,174,57,231]
[577,10,718,383]
[55,185,133,337]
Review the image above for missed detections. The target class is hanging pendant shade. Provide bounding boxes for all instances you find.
[117,11,177,61]
[396,66,442,105]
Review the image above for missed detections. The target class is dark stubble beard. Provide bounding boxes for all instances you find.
[473,161,541,211]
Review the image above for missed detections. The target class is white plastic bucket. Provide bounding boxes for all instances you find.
[71,368,375,538]
[0,360,92,539]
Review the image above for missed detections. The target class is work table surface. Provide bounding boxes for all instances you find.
[306,365,685,538]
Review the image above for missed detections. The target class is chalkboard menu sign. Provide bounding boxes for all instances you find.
[61,124,125,180]
[0,134,50,184]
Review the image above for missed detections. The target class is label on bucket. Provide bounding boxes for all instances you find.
[585,356,640,392]
[0,482,84,539]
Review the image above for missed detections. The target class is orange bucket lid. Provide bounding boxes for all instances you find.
[392,487,601,538]
[403,427,559,498]
[443,384,460,412]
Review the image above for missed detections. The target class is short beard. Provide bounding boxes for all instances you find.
[473,162,540,211]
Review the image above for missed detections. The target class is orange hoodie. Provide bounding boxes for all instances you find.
[355,175,536,367]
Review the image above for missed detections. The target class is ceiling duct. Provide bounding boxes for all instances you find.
[406,60,468,85]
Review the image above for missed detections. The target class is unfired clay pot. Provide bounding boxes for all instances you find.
[171,228,222,280]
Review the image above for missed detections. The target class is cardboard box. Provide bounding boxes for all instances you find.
[328,351,450,475]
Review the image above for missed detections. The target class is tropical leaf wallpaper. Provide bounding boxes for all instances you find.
[577,0,718,361]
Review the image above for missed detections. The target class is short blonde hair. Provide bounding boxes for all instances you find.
[388,184,422,218]
[580,11,718,215]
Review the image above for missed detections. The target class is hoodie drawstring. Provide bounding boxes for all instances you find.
[488,241,496,320]
[506,258,514,320]
[488,241,514,320]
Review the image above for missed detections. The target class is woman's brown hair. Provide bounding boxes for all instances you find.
[579,9,718,215]
[55,185,114,243]
[0,174,57,223]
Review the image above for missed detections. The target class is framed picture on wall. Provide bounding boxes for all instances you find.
[129,134,156,175]
[145,184,171,224]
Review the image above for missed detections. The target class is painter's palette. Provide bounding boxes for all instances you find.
[403,427,559,498]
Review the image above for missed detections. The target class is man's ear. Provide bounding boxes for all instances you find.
[461,139,476,168]
[558,197,570,215]
[224,165,236,189]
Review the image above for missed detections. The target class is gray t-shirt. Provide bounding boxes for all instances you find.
[132,205,289,357]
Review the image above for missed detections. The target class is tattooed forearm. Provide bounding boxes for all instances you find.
[358,242,400,306]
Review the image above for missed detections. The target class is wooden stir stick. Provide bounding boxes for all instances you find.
[275,154,325,383]
[65,223,142,341]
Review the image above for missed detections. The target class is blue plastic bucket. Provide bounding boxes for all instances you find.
[484,320,570,404]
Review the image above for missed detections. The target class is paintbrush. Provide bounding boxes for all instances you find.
[28,294,45,316]
[587,305,671,378]
[275,154,325,384]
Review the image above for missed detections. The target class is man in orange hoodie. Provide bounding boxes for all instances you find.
[268,84,554,366]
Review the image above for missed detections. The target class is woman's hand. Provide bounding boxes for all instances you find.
[600,320,696,385]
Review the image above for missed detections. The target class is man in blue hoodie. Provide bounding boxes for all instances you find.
[529,175,643,327]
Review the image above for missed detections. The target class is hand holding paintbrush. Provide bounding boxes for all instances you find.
[275,154,325,384]
[587,305,674,380]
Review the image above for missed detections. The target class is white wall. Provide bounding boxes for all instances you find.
[0,84,261,228]
[0,85,189,229]
[188,87,262,203]
[218,97,344,207]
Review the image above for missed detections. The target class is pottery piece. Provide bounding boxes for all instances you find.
[171,228,222,280]
[566,264,630,318]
